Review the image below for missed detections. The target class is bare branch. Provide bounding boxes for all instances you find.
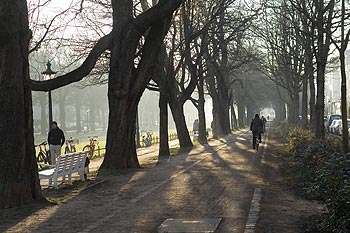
[31,33,112,91]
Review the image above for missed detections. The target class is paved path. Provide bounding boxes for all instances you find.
[88,138,181,172]
[2,125,322,233]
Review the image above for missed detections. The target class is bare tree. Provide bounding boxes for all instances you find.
[32,0,183,169]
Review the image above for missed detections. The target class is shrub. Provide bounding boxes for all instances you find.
[283,128,350,232]
[275,123,291,140]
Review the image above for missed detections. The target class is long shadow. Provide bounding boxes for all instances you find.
[128,129,274,232]
[0,201,54,232]
[118,130,265,232]
[0,129,269,232]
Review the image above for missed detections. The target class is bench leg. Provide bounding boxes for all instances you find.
[53,178,58,189]
[80,171,85,181]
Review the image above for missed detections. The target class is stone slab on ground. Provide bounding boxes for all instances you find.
[157,218,222,233]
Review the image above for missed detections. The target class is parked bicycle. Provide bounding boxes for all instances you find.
[35,141,51,167]
[65,137,78,154]
[141,130,153,147]
[83,136,99,159]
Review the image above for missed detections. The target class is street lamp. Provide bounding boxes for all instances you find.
[42,61,56,130]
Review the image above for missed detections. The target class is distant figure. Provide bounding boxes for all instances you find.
[48,121,65,164]
[250,114,263,148]
[261,116,267,132]
[267,115,270,121]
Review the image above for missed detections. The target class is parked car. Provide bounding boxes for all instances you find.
[329,119,341,134]
[332,120,342,135]
[325,115,341,132]
[339,120,350,136]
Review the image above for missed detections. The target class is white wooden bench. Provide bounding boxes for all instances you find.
[39,151,88,189]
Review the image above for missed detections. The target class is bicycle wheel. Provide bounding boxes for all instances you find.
[46,150,51,164]
[37,152,47,169]
[37,152,46,163]
[65,146,70,154]
[71,146,76,153]
[83,145,93,159]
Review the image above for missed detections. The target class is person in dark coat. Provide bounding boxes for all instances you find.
[250,114,263,148]
[48,121,65,164]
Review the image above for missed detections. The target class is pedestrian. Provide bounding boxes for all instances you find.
[48,121,65,164]
[250,114,263,148]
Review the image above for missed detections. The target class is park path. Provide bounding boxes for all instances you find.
[87,139,181,173]
[39,138,180,188]
[2,124,323,233]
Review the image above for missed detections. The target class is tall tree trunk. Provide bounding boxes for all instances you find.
[309,74,315,126]
[208,76,229,136]
[197,78,207,143]
[102,97,140,169]
[101,0,139,170]
[340,51,349,153]
[136,109,141,148]
[217,88,231,135]
[314,0,334,138]
[303,25,314,127]
[216,6,230,135]
[300,0,315,128]
[275,100,287,123]
[314,63,326,138]
[211,100,218,139]
[0,0,43,208]
[159,89,170,156]
[169,101,193,148]
[237,96,245,128]
[301,75,308,127]
[101,0,180,169]
[339,0,349,153]
[282,102,287,121]
[288,92,299,125]
[207,75,219,138]
[231,105,238,130]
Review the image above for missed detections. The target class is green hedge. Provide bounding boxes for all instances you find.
[283,128,350,232]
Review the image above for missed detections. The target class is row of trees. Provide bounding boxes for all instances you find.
[5,0,347,208]
[259,0,350,148]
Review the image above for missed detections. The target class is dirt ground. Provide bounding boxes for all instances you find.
[0,125,324,233]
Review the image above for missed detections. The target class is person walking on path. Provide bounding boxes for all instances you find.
[250,114,263,148]
[48,121,65,164]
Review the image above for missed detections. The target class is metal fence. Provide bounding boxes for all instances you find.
[87,131,193,159]
[138,132,180,148]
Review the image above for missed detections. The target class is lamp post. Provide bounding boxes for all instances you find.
[42,61,56,130]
